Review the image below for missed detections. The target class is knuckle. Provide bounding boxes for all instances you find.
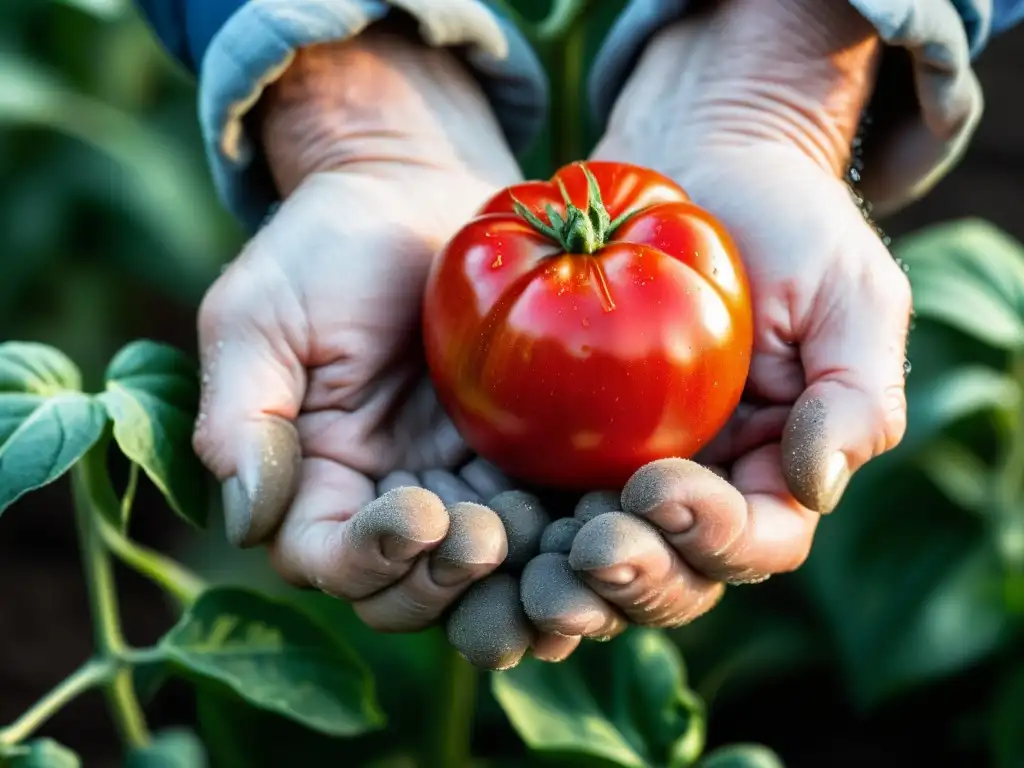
[879,382,909,453]
[875,258,913,316]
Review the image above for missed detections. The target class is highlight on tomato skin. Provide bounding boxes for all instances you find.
[422,161,753,490]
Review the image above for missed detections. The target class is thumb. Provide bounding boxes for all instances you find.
[194,241,308,547]
[782,216,912,513]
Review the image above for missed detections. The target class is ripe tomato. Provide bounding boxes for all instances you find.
[422,161,753,489]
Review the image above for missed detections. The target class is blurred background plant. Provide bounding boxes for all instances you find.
[1,0,1023,766]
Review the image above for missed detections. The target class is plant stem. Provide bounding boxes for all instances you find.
[546,10,588,170]
[0,659,112,747]
[98,516,205,609]
[72,445,151,749]
[428,646,479,768]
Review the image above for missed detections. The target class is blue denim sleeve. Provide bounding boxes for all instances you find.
[132,0,249,72]
[993,0,1024,32]
[132,0,548,233]
[589,0,1024,216]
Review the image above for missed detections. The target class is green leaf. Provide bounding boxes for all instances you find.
[0,54,233,290]
[0,738,81,767]
[992,664,1024,767]
[0,392,106,516]
[801,467,1010,706]
[0,343,82,395]
[917,439,992,513]
[194,687,365,768]
[99,340,207,528]
[125,728,206,768]
[53,0,126,19]
[492,628,705,768]
[907,366,1019,447]
[896,219,1024,349]
[160,587,383,737]
[697,745,785,768]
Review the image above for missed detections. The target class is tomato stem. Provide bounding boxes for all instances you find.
[511,163,614,254]
[72,441,151,749]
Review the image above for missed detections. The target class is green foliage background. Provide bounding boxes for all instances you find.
[1,1,1023,767]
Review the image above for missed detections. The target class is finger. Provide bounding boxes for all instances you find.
[531,632,581,663]
[459,457,515,501]
[354,501,507,631]
[420,469,482,505]
[488,490,550,572]
[621,457,818,583]
[568,512,724,627]
[784,225,912,513]
[446,574,532,670]
[268,472,449,599]
[194,240,307,548]
[521,553,626,639]
[574,491,621,524]
[539,518,583,555]
[195,246,308,548]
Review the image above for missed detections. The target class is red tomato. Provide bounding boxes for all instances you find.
[422,161,753,489]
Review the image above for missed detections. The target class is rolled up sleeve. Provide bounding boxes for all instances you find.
[588,0,1024,215]
[134,0,548,232]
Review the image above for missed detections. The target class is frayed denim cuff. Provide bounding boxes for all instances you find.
[198,0,548,232]
[589,0,991,215]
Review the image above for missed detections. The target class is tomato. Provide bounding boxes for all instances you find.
[422,161,753,489]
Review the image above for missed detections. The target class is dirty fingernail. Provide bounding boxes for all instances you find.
[429,502,507,587]
[818,451,851,514]
[354,487,449,561]
[782,398,851,513]
[381,534,424,562]
[568,512,662,581]
[222,417,301,548]
[222,476,251,548]
[585,564,637,586]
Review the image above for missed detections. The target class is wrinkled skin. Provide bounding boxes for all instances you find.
[423,161,753,489]
[194,0,912,670]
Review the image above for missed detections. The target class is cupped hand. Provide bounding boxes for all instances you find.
[521,0,912,640]
[192,32,566,664]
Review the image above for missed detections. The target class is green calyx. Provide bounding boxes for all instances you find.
[511,164,624,255]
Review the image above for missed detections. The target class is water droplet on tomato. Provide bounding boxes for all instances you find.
[582,318,590,328]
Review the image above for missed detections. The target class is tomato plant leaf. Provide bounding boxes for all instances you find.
[492,628,705,768]
[916,439,991,514]
[0,738,81,767]
[0,392,106,517]
[53,0,126,19]
[908,366,1019,445]
[0,342,82,395]
[99,340,208,528]
[697,744,785,768]
[194,687,370,768]
[160,587,383,737]
[801,467,1010,707]
[125,728,206,768]
[896,219,1024,349]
